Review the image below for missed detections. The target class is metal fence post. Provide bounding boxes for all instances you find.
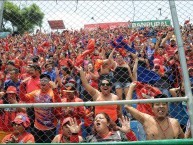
[169,0,193,137]
[0,0,5,31]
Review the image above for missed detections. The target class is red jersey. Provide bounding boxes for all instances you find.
[21,89,61,131]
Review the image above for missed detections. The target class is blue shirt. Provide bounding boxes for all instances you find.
[43,69,57,82]
[3,79,21,92]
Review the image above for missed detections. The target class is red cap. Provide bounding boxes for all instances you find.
[62,117,71,126]
[6,86,17,94]
[12,113,30,128]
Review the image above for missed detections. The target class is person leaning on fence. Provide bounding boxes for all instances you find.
[19,74,61,143]
[85,112,137,142]
[77,66,122,123]
[0,86,26,142]
[124,82,184,140]
[52,117,83,143]
[1,113,35,144]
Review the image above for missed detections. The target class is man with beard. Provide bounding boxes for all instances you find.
[124,82,184,140]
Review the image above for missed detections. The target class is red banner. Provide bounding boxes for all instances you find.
[84,22,128,30]
[48,20,65,29]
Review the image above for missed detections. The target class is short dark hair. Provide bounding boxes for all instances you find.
[99,78,112,86]
[40,74,51,81]
[11,68,20,74]
[45,63,53,68]
[32,56,39,63]
[61,66,70,74]
[29,64,41,74]
[6,61,15,66]
[152,94,168,107]
[154,94,168,99]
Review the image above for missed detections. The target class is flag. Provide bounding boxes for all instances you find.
[74,39,95,67]
[137,66,161,84]
[110,35,136,54]
[184,20,190,25]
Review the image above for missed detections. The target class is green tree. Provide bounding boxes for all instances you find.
[3,1,44,34]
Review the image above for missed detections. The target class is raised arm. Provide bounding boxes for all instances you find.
[132,56,138,82]
[169,87,180,97]
[78,67,98,101]
[124,82,147,124]
[155,36,162,53]
[108,48,116,68]
[161,32,173,48]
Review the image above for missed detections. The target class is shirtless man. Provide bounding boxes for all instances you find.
[77,66,121,122]
[124,82,184,140]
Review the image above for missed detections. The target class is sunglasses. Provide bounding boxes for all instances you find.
[40,79,50,83]
[101,83,111,87]
[12,123,23,127]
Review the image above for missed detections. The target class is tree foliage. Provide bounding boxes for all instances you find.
[3,1,44,34]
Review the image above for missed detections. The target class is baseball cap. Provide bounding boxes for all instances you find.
[6,86,17,94]
[62,117,72,126]
[40,74,51,81]
[12,113,30,128]
[63,83,76,93]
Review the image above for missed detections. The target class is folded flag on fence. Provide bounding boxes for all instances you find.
[137,66,161,84]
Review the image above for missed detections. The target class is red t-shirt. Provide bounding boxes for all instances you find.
[165,44,177,59]
[26,77,40,93]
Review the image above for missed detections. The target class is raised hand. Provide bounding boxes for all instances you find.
[66,118,83,134]
[55,67,60,77]
[117,116,131,133]
[49,81,58,89]
[117,116,131,134]
[74,66,83,72]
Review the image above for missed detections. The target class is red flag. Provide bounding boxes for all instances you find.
[184,20,190,25]
[129,32,139,43]
[41,41,50,47]
[74,39,95,67]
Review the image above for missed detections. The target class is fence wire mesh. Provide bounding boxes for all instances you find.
[0,0,192,143]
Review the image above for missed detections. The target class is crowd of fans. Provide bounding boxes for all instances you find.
[0,23,192,143]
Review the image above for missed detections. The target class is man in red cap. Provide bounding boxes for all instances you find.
[52,117,83,143]
[1,113,35,143]
[0,86,25,142]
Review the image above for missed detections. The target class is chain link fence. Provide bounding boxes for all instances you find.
[0,0,192,143]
